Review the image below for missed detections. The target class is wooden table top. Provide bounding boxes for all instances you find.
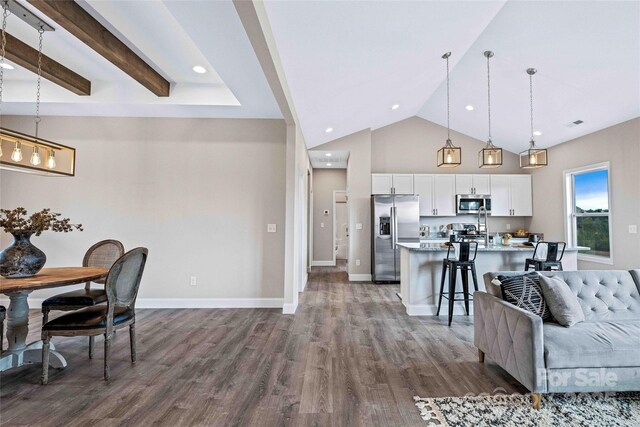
[0,267,108,294]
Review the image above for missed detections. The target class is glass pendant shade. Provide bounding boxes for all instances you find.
[479,144,502,168]
[437,139,461,167]
[519,142,548,168]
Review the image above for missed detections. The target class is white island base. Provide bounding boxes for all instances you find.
[398,243,582,316]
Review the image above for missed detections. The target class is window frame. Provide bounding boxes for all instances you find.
[563,161,613,265]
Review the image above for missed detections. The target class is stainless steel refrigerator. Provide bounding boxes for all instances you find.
[371,195,420,283]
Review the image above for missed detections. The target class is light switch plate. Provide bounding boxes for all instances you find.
[629,225,638,234]
[356,223,363,230]
[356,259,361,266]
[320,222,325,228]
[267,224,277,233]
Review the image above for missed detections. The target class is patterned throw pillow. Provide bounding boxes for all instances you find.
[498,273,552,321]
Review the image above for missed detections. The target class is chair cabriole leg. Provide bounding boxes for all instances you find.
[478,349,485,363]
[129,323,136,364]
[104,333,112,381]
[89,336,95,359]
[41,335,51,385]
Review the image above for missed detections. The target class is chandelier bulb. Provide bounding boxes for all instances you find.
[47,150,56,169]
[30,146,42,166]
[11,141,23,162]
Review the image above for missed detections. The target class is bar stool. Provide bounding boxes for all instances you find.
[0,305,5,351]
[436,241,479,326]
[525,241,566,271]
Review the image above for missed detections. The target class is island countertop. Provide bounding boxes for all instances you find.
[397,242,588,252]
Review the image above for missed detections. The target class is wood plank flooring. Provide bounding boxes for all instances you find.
[0,262,526,426]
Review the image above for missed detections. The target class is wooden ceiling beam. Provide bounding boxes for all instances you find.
[5,32,91,96]
[27,0,170,97]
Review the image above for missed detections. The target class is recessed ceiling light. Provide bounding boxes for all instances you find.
[465,105,474,111]
[192,65,207,74]
[325,127,333,133]
[0,63,14,70]
[326,163,332,167]
[533,131,542,136]
[391,104,400,110]
[325,153,332,157]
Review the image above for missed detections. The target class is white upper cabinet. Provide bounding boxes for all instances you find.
[392,174,414,194]
[489,175,511,216]
[489,174,532,216]
[413,175,434,216]
[414,174,456,216]
[455,174,491,195]
[510,175,533,216]
[371,174,393,194]
[371,174,413,194]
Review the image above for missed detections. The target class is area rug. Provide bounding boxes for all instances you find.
[414,392,640,427]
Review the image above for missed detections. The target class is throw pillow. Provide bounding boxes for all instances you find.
[539,275,585,327]
[498,272,552,321]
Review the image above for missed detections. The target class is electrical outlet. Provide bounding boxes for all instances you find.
[356,223,363,230]
[629,225,638,234]
[190,276,197,286]
[356,259,361,266]
[321,222,325,228]
[267,224,277,233]
[506,223,511,231]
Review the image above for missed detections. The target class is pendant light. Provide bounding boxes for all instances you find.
[478,51,502,168]
[437,52,461,167]
[519,68,548,168]
[31,27,45,165]
[0,1,7,158]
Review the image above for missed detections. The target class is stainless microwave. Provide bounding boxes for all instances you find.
[456,194,491,214]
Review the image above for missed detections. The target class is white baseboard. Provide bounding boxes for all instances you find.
[405,302,474,316]
[348,274,372,282]
[299,273,308,292]
[311,260,335,267]
[282,302,298,314]
[0,297,284,309]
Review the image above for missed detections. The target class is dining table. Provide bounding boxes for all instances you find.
[0,267,108,372]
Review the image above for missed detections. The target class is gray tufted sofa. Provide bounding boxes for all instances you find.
[474,270,640,408]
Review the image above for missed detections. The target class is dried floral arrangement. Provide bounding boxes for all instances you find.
[0,208,83,236]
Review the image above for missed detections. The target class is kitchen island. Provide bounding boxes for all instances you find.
[397,242,586,316]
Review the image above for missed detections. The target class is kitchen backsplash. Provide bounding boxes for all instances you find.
[418,215,527,235]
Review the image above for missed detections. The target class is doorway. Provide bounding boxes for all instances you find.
[334,190,348,263]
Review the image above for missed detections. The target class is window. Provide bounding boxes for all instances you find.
[564,162,612,264]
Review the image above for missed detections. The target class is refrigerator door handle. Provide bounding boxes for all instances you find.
[392,206,398,247]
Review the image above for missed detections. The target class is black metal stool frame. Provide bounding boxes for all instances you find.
[436,241,479,326]
[525,241,566,271]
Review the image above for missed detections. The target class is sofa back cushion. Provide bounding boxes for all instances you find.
[548,271,640,321]
[483,270,640,321]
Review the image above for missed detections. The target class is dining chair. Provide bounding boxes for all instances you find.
[41,239,124,358]
[41,247,148,384]
[0,305,5,352]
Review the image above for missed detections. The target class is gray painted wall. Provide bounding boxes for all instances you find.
[0,116,287,301]
[312,168,347,263]
[526,117,640,270]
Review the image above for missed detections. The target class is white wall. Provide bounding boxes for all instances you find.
[312,168,347,263]
[1,116,287,307]
[526,117,640,270]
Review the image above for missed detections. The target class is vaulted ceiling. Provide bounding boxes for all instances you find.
[264,0,640,151]
[2,0,638,153]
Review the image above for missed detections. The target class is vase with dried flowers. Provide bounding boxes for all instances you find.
[0,208,83,278]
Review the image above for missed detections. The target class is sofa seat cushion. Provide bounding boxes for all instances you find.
[544,320,640,369]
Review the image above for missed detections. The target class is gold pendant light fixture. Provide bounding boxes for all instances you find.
[437,52,461,167]
[519,68,548,168]
[0,6,76,177]
[478,51,502,168]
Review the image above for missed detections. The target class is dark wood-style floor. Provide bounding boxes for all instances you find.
[0,262,525,426]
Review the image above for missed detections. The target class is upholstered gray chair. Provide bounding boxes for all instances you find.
[41,247,148,384]
[42,240,124,358]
